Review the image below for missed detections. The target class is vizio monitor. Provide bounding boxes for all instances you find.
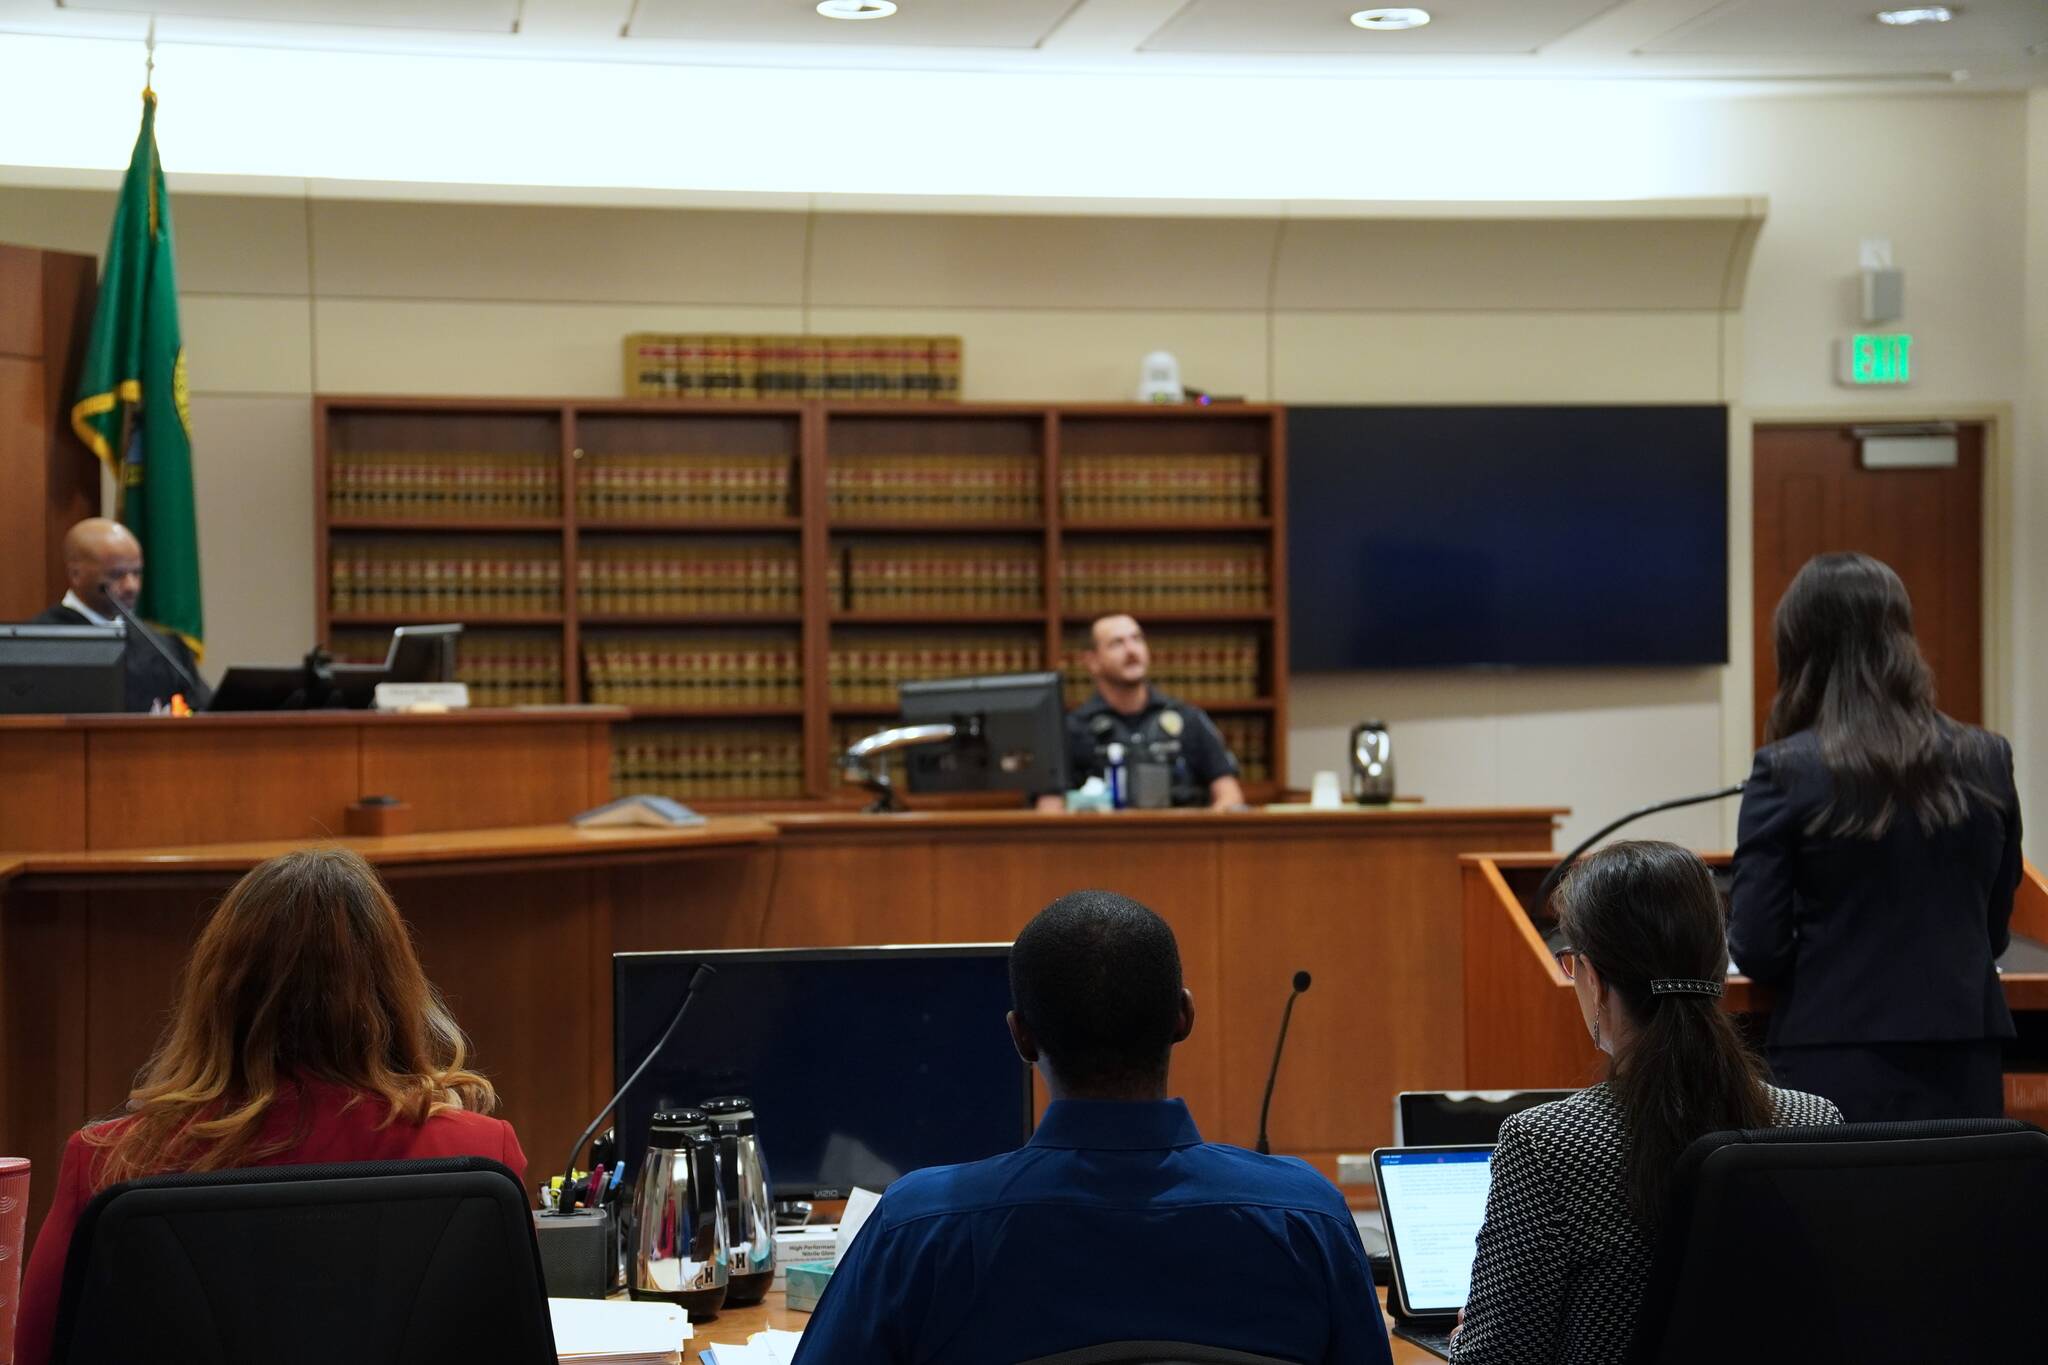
[897,671,1068,797]
[0,624,126,715]
[612,945,1033,1200]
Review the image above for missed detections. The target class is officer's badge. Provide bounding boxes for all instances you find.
[1158,709,1184,737]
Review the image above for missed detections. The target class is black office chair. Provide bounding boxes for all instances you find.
[1627,1118,2048,1365]
[51,1155,556,1365]
[1019,1346,1293,1364]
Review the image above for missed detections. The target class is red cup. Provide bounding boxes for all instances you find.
[0,1157,29,1364]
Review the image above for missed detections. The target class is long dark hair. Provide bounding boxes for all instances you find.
[1557,841,1771,1225]
[1767,552,1994,838]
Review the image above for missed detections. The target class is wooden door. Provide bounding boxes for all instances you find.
[1751,423,1983,745]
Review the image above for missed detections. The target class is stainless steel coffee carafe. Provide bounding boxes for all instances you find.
[1349,720,1395,805]
[701,1095,776,1307]
[627,1109,730,1318]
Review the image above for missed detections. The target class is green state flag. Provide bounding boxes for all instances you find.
[71,89,203,659]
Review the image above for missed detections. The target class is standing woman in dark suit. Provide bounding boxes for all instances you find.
[1731,552,2024,1122]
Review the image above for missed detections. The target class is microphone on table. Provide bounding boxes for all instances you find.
[535,962,715,1299]
[1531,782,1749,913]
[99,580,208,702]
[1255,970,1312,1157]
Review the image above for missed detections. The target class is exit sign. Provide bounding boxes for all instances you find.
[1838,333,1913,386]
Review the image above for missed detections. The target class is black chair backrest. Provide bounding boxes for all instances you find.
[52,1156,555,1365]
[1629,1118,2048,1365]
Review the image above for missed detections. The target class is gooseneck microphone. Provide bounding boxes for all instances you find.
[99,580,208,701]
[1255,970,1312,1157]
[1533,783,1749,912]
[554,961,715,1214]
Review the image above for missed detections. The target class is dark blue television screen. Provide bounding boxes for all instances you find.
[1286,406,1728,669]
[613,946,1031,1200]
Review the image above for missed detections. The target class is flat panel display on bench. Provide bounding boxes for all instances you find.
[1286,406,1728,669]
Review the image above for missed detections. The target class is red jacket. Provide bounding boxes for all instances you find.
[14,1079,526,1365]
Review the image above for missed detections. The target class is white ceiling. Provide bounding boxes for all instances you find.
[14,0,2048,88]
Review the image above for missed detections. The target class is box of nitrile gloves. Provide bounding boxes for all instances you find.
[772,1225,839,1291]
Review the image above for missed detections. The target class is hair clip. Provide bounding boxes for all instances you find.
[1650,977,1725,998]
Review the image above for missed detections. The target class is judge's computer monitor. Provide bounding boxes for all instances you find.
[386,623,462,683]
[613,945,1032,1201]
[896,671,1067,797]
[0,625,126,714]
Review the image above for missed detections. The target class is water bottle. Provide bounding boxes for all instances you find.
[627,1109,729,1318]
[1106,741,1129,810]
[701,1096,776,1307]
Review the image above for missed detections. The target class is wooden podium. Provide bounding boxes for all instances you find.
[1460,850,2048,1120]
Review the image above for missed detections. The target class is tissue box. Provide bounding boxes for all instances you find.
[785,1260,835,1313]
[772,1224,839,1290]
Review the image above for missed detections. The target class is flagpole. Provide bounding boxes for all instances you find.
[144,16,155,96]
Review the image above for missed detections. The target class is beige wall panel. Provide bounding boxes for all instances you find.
[181,295,313,394]
[0,188,311,295]
[1272,217,1749,313]
[174,195,311,296]
[0,185,116,257]
[805,305,1267,402]
[806,212,1280,311]
[308,201,808,305]
[1289,669,1726,851]
[186,395,316,681]
[1272,310,1725,404]
[311,300,804,395]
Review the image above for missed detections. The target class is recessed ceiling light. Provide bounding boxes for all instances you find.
[1875,6,1956,24]
[817,0,897,19]
[1350,8,1432,31]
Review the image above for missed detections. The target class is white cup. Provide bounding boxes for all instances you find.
[1309,770,1343,809]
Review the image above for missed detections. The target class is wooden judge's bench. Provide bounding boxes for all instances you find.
[0,707,1561,1237]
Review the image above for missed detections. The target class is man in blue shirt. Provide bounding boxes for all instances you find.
[793,890,1392,1364]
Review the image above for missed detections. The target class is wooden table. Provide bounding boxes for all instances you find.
[683,1285,1438,1362]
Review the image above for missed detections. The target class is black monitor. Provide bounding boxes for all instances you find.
[0,624,126,714]
[1395,1090,1576,1146]
[897,671,1068,797]
[612,945,1032,1201]
[386,623,462,684]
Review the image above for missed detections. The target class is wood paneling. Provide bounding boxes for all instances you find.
[0,729,87,852]
[85,725,361,847]
[1751,423,1984,743]
[358,719,604,832]
[0,245,40,357]
[0,244,98,621]
[2,887,89,1244]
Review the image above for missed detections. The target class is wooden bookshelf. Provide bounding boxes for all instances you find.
[315,398,1289,807]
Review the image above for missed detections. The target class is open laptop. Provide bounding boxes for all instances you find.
[1371,1145,1495,1360]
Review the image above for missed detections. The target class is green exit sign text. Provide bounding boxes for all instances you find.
[1838,333,1913,386]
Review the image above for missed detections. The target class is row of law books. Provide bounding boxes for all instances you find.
[1060,455,1265,522]
[1061,630,1263,705]
[579,540,801,616]
[1061,543,1271,613]
[577,454,794,522]
[329,539,562,617]
[623,333,962,402]
[828,634,1042,706]
[1217,716,1273,784]
[327,628,566,707]
[830,542,1043,613]
[827,454,1041,523]
[330,451,561,521]
[612,724,806,800]
[583,633,803,708]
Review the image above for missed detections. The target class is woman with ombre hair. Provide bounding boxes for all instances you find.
[15,847,526,1365]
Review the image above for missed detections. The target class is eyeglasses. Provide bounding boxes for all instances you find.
[1554,945,1579,980]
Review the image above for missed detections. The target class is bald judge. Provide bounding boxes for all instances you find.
[30,518,210,712]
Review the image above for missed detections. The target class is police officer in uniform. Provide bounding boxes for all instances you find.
[1036,614,1247,811]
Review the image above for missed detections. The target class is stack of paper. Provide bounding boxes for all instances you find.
[550,1298,693,1365]
[698,1328,803,1364]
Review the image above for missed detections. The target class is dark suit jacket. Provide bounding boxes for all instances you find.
[29,604,212,712]
[1729,724,2022,1048]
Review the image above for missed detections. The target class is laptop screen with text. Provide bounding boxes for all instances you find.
[1374,1146,1496,1316]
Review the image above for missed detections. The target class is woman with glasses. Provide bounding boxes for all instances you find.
[1731,552,2023,1123]
[1450,840,1838,1364]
